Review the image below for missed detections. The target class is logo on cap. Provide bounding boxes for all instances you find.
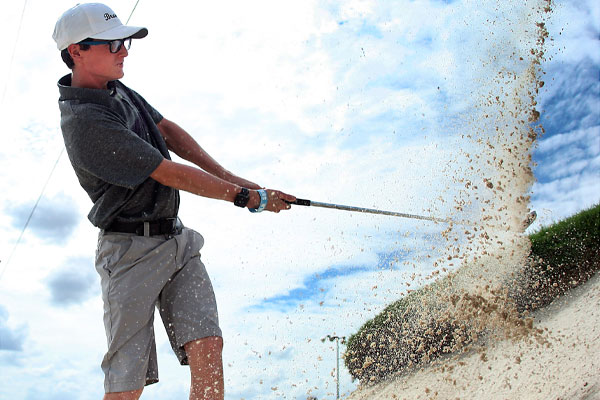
[104,12,117,21]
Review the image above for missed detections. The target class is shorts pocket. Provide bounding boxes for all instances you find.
[96,234,135,276]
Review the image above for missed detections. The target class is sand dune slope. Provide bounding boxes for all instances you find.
[347,273,600,400]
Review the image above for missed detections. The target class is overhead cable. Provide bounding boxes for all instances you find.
[0,148,64,281]
[0,0,29,110]
[126,0,141,24]
[1,1,143,280]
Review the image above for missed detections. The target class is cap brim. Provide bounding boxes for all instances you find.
[91,25,148,40]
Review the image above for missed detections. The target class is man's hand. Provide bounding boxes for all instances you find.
[249,189,296,213]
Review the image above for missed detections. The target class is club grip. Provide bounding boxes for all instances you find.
[285,198,311,206]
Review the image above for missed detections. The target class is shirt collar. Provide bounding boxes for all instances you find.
[57,74,120,101]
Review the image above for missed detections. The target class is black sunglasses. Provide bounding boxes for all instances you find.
[78,37,132,53]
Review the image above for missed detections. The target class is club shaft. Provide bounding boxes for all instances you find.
[290,199,447,223]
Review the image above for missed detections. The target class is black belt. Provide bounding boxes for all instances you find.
[105,218,179,236]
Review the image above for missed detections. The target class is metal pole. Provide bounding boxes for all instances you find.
[322,335,346,400]
[336,338,340,400]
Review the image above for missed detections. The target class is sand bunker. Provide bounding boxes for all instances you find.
[347,273,600,400]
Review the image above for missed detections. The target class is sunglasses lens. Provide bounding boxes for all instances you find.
[110,38,132,53]
[110,40,121,53]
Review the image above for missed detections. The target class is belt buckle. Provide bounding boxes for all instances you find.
[143,221,150,237]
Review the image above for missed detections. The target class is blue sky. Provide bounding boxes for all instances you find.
[0,0,598,399]
[259,249,410,310]
[532,55,599,217]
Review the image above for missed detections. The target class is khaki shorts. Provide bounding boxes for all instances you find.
[95,227,221,393]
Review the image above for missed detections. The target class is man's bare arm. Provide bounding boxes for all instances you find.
[150,159,295,213]
[157,118,261,190]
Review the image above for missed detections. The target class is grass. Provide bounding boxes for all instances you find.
[515,203,600,311]
[344,204,600,383]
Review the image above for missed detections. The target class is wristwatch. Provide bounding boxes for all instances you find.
[234,188,250,208]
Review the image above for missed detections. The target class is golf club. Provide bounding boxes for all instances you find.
[286,199,537,229]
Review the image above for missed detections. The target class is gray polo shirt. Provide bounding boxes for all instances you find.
[57,74,179,229]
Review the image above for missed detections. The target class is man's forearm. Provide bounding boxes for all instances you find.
[157,118,260,189]
[150,159,255,205]
[150,159,295,212]
[158,118,224,174]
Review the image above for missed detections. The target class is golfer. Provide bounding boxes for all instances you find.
[53,3,295,399]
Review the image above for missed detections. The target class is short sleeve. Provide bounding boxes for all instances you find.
[127,87,163,124]
[62,104,164,189]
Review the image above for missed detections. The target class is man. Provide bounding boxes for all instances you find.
[53,3,295,399]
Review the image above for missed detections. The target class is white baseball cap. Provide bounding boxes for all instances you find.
[53,3,148,51]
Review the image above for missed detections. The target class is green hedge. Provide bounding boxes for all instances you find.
[514,204,600,311]
[344,204,600,383]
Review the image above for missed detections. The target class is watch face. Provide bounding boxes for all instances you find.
[234,188,250,207]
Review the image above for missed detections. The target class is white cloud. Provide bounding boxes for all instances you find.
[531,168,600,224]
[536,126,599,154]
[545,0,600,64]
[0,305,27,351]
[45,256,99,306]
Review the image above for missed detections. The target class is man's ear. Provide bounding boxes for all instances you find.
[68,44,83,64]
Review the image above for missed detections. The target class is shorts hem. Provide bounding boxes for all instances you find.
[105,378,158,393]
[177,328,223,365]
